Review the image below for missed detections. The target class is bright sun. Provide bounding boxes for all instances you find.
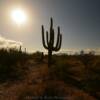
[11,8,27,25]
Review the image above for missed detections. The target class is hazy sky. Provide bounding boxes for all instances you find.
[0,0,100,53]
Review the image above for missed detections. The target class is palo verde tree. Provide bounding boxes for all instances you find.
[41,18,62,67]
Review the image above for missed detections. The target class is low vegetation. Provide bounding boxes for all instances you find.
[0,48,30,82]
[51,54,100,99]
[0,49,100,99]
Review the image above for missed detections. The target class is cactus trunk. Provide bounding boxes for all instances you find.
[48,50,52,67]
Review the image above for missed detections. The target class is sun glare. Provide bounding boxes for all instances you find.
[11,8,27,25]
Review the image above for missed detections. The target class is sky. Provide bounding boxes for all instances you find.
[0,0,100,54]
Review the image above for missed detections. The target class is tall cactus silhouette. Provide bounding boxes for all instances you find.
[41,18,62,67]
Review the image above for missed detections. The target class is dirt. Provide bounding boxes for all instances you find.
[0,60,97,100]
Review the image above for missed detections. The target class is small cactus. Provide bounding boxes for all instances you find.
[40,52,44,62]
[19,46,22,52]
[25,48,26,53]
[41,18,62,67]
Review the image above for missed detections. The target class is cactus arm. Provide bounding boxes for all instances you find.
[54,34,62,51]
[51,29,55,47]
[46,31,49,46]
[50,18,55,47]
[49,18,53,44]
[42,25,48,49]
[53,26,62,51]
[53,26,60,49]
[50,17,53,29]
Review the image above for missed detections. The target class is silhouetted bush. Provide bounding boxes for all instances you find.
[51,54,100,99]
[0,48,29,82]
[32,51,44,62]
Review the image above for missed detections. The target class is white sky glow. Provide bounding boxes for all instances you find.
[11,8,27,25]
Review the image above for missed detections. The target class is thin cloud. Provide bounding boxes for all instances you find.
[0,35,22,49]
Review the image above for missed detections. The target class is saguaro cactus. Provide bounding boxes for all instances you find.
[41,18,62,67]
[25,48,26,53]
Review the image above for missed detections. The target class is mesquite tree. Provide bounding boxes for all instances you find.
[41,18,62,67]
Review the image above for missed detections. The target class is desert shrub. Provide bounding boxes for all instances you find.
[52,60,71,79]
[82,59,100,93]
[32,51,44,62]
[77,54,94,66]
[51,55,100,99]
[0,48,29,83]
[0,64,24,82]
